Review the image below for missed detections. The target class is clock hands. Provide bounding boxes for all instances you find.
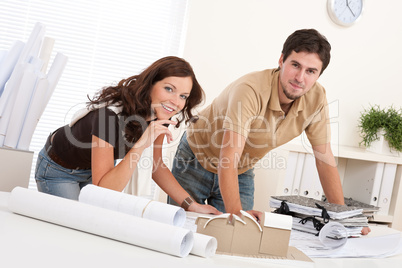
[345,0,356,17]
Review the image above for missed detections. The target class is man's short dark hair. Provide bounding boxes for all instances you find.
[281,29,331,75]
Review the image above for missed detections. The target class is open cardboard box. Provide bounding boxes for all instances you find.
[196,211,313,263]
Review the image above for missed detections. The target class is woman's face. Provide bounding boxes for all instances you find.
[149,76,193,120]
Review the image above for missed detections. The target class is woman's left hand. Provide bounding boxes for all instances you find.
[187,202,222,215]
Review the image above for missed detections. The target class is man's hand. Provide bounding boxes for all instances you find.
[245,210,263,223]
[361,226,371,235]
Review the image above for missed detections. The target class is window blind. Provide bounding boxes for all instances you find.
[0,0,189,190]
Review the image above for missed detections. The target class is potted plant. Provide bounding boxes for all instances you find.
[358,105,402,156]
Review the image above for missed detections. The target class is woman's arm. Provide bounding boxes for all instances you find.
[91,119,176,191]
[152,135,221,215]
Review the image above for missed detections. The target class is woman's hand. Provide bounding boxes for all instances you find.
[187,202,222,215]
[135,119,176,150]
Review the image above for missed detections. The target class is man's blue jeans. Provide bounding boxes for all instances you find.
[169,132,255,212]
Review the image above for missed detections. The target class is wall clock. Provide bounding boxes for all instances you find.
[327,0,364,27]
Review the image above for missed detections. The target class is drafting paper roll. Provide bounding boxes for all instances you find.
[16,53,67,150]
[79,184,186,227]
[191,233,217,258]
[3,65,38,148]
[39,37,55,73]
[9,187,193,258]
[16,22,45,66]
[0,63,27,146]
[319,222,348,250]
[0,41,25,96]
[16,77,49,150]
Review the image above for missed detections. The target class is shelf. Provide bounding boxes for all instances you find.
[370,214,394,224]
[279,142,402,165]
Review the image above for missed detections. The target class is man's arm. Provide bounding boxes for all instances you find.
[312,142,344,205]
[218,129,245,214]
[219,129,262,220]
[312,142,371,235]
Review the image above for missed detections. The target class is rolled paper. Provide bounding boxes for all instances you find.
[16,53,67,150]
[3,65,39,149]
[143,200,186,227]
[0,22,45,117]
[0,63,28,146]
[318,222,348,249]
[45,52,68,100]
[16,77,48,150]
[9,187,194,258]
[191,233,218,258]
[39,37,55,73]
[0,50,6,64]
[79,184,187,227]
[0,41,25,97]
[16,22,45,66]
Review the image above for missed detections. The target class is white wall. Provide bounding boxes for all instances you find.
[182,0,402,148]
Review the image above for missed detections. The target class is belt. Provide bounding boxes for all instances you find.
[45,133,89,170]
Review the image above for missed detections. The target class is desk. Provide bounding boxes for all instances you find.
[1,191,401,268]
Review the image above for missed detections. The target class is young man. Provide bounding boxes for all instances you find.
[170,29,344,221]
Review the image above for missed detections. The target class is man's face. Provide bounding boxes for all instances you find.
[278,51,322,101]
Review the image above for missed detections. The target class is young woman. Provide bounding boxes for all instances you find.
[35,56,220,214]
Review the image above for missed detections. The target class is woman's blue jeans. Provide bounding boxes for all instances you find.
[35,147,92,200]
[169,132,255,212]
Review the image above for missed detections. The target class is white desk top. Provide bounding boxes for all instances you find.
[1,191,402,268]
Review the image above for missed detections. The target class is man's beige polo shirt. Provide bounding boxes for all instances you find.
[187,68,330,174]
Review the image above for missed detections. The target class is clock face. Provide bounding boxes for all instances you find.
[327,0,364,26]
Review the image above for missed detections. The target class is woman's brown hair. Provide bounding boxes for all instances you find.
[88,56,204,143]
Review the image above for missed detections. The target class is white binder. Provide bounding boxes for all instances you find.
[377,163,397,215]
[282,151,298,195]
[299,153,323,200]
[291,153,305,196]
[343,159,384,206]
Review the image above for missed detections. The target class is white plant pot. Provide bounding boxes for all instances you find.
[366,130,400,157]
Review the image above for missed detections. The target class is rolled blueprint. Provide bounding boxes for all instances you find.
[191,233,217,258]
[0,22,45,118]
[17,53,67,150]
[0,40,25,96]
[0,63,27,146]
[39,37,55,73]
[3,64,39,148]
[318,222,348,250]
[16,22,45,66]
[8,187,193,258]
[79,184,186,227]
[0,50,6,64]
[16,77,49,150]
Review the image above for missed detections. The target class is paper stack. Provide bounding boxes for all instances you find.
[270,195,369,238]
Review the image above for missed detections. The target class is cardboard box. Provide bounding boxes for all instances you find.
[196,210,312,264]
[196,211,291,256]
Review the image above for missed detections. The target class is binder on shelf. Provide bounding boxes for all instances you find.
[343,159,384,206]
[282,151,298,195]
[299,153,323,200]
[377,163,397,215]
[291,153,305,195]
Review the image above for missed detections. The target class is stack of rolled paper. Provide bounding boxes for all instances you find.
[0,22,68,150]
